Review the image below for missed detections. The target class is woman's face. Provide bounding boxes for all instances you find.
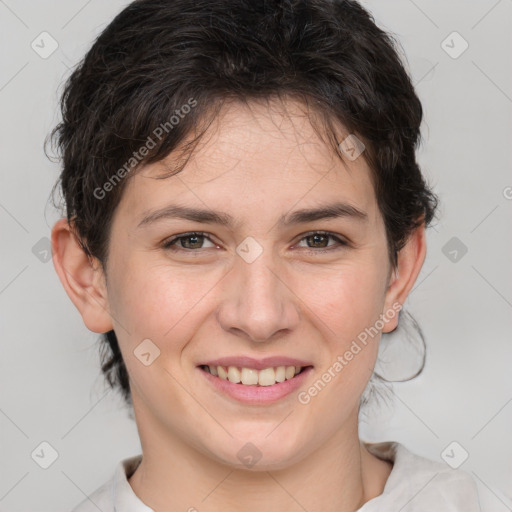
[102,99,400,468]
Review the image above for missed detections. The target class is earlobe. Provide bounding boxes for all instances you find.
[381,222,427,333]
[51,218,113,333]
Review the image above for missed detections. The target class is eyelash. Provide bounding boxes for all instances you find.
[161,230,348,255]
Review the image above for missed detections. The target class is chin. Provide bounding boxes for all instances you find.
[209,435,306,472]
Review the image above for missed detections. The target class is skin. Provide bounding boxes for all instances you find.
[52,98,426,512]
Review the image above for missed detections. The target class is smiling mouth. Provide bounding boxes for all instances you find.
[199,364,313,386]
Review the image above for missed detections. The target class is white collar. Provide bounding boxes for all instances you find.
[85,441,479,512]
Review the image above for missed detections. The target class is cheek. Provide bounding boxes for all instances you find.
[297,259,386,397]
[109,254,386,341]
[109,261,212,342]
[106,262,214,405]
[302,260,386,339]
[107,240,387,360]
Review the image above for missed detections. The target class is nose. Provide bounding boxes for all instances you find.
[215,246,301,342]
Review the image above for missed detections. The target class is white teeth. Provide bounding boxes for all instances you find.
[241,367,259,385]
[275,366,286,382]
[257,367,276,386]
[285,366,296,380]
[227,366,241,383]
[205,364,305,386]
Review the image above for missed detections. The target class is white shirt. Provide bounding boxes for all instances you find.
[71,441,481,511]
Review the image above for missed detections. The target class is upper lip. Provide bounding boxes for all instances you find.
[198,356,314,371]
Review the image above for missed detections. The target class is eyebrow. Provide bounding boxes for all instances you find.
[137,201,368,229]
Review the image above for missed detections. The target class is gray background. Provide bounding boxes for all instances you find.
[0,1,511,511]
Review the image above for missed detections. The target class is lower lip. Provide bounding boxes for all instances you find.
[197,366,314,404]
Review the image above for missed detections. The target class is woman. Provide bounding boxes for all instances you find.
[49,0,481,510]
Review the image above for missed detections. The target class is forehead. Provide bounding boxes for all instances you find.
[118,99,379,225]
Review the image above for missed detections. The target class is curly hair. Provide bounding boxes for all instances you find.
[47,0,439,408]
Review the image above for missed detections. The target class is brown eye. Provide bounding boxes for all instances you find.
[305,233,330,248]
[179,234,204,249]
[295,231,348,253]
[163,232,216,250]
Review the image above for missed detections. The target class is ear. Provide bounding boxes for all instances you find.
[381,221,427,333]
[51,218,113,333]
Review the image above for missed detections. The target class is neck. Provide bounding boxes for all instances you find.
[128,401,392,512]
